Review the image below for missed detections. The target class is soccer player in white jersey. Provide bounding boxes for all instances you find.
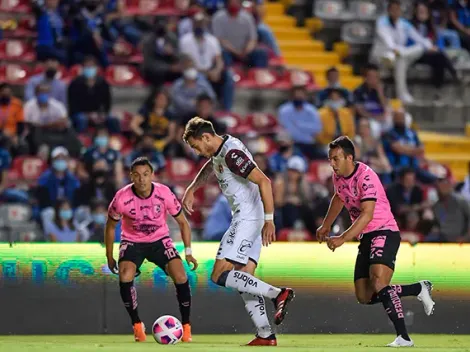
[181,117,294,346]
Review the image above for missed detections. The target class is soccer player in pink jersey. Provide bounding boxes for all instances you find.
[316,136,435,348]
[181,117,294,346]
[105,157,198,343]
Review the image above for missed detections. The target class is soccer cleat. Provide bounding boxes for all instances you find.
[273,288,295,325]
[182,323,192,342]
[245,334,277,346]
[387,335,414,347]
[133,322,146,342]
[417,280,435,316]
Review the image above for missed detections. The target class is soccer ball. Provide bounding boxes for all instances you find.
[152,315,183,344]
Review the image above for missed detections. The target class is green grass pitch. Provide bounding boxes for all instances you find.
[0,334,469,352]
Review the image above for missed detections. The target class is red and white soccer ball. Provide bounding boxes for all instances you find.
[152,315,183,345]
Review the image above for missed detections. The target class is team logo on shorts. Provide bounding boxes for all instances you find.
[237,239,253,255]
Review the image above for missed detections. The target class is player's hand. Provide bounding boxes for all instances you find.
[262,221,276,247]
[327,235,345,252]
[107,257,119,275]
[316,224,331,243]
[182,189,195,215]
[185,255,198,271]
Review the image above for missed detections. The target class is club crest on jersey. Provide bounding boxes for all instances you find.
[219,164,223,173]
[154,204,161,214]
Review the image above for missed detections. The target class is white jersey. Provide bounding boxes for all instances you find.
[211,135,264,221]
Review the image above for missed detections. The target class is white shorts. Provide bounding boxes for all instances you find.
[215,218,263,265]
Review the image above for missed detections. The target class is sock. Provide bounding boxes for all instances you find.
[175,280,191,324]
[367,283,422,305]
[219,270,281,299]
[240,292,273,338]
[120,281,141,324]
[378,286,410,341]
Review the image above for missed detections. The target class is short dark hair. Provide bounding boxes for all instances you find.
[0,82,10,91]
[130,157,154,173]
[326,67,338,77]
[182,117,216,143]
[398,167,415,179]
[196,93,213,104]
[388,0,401,9]
[329,136,355,160]
[364,63,379,74]
[83,55,97,65]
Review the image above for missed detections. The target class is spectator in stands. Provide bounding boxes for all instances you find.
[268,130,305,174]
[43,198,81,242]
[84,199,108,242]
[33,0,67,64]
[315,67,352,108]
[370,0,433,103]
[36,146,80,210]
[411,2,459,93]
[460,161,470,202]
[386,167,430,229]
[212,0,268,68]
[0,83,24,140]
[354,118,392,184]
[179,4,205,37]
[250,0,281,57]
[170,58,217,117]
[274,156,312,231]
[317,89,355,146]
[24,58,67,105]
[81,126,124,185]
[126,133,166,173]
[68,56,119,133]
[449,0,470,52]
[0,136,11,200]
[431,176,470,242]
[24,83,82,157]
[203,193,232,240]
[383,109,437,184]
[179,12,234,111]
[427,0,461,49]
[74,159,116,207]
[277,85,324,160]
[130,88,176,151]
[141,18,182,87]
[105,0,142,48]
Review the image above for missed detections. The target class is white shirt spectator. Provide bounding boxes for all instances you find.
[179,32,222,71]
[24,98,68,126]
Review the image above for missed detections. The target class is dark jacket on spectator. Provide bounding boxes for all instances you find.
[74,180,116,208]
[68,76,111,116]
[36,169,80,209]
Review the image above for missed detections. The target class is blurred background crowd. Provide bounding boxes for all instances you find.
[1,0,470,244]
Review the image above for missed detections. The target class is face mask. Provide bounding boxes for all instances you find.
[93,170,107,179]
[94,136,108,148]
[141,147,154,154]
[394,123,406,133]
[37,93,49,105]
[53,159,68,172]
[184,68,198,80]
[292,99,304,108]
[194,27,204,37]
[0,96,11,106]
[83,67,97,79]
[92,213,106,225]
[155,26,167,37]
[59,209,73,221]
[325,100,345,111]
[45,68,57,80]
[279,145,291,153]
[227,4,240,16]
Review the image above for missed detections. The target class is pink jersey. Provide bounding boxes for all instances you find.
[108,182,182,243]
[332,162,399,237]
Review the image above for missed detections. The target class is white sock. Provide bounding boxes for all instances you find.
[241,293,273,338]
[225,270,281,299]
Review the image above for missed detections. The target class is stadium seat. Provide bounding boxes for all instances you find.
[0,63,31,84]
[113,110,134,132]
[105,65,145,87]
[314,0,351,21]
[341,21,374,45]
[275,69,317,90]
[109,135,132,154]
[277,228,314,241]
[165,158,197,183]
[245,113,278,135]
[123,0,180,16]
[235,68,278,89]
[32,64,69,80]
[77,134,93,148]
[214,111,249,135]
[0,0,30,13]
[349,1,381,20]
[0,39,34,61]
[109,40,143,65]
[307,161,332,183]
[1,17,36,38]
[8,156,48,186]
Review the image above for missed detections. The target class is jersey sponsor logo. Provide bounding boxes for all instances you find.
[364,175,370,181]
[124,198,134,206]
[235,157,244,167]
[233,271,258,288]
[226,221,239,245]
[154,194,165,202]
[140,205,151,210]
[362,183,375,191]
[349,207,361,219]
[132,224,161,235]
[130,208,136,216]
[230,152,238,159]
[237,239,253,255]
[240,161,252,174]
[255,295,266,316]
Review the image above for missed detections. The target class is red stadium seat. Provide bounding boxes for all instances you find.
[2,17,36,39]
[245,113,278,134]
[165,158,197,183]
[32,64,69,80]
[214,111,249,135]
[256,136,278,155]
[307,161,332,183]
[0,63,31,84]
[109,135,132,154]
[0,40,34,61]
[236,68,278,89]
[275,69,317,90]
[77,133,93,148]
[105,65,145,87]
[113,110,134,132]
[277,228,314,241]
[8,157,48,185]
[109,40,143,65]
[123,0,180,16]
[0,0,30,13]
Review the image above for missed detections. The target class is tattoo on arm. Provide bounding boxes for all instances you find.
[191,161,213,190]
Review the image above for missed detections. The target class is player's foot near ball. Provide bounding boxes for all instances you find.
[182,323,192,342]
[273,288,295,325]
[417,280,435,316]
[386,335,414,347]
[245,334,277,346]
[133,322,146,342]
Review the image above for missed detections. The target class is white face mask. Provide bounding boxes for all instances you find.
[184,68,198,80]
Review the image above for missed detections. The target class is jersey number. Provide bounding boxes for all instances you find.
[164,248,177,260]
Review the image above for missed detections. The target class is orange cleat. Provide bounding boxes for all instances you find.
[182,323,192,342]
[133,322,146,342]
[245,334,277,346]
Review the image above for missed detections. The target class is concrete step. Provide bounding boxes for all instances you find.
[283,51,340,65]
[266,2,284,15]
[265,15,296,26]
[271,27,311,40]
[278,39,325,52]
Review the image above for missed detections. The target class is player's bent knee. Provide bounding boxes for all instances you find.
[370,276,387,293]
[172,273,188,285]
[355,292,371,305]
[211,270,231,286]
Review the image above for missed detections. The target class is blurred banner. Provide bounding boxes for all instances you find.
[1,243,469,334]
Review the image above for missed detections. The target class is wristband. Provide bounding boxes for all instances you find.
[264,213,274,221]
[185,247,192,256]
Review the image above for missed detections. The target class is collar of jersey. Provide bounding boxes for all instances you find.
[214,135,229,157]
[344,162,359,180]
[131,183,154,199]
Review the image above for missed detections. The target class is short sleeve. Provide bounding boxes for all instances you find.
[358,171,378,202]
[163,187,182,217]
[225,149,256,179]
[108,193,122,221]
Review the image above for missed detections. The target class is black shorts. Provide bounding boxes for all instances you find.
[354,230,401,282]
[118,237,181,274]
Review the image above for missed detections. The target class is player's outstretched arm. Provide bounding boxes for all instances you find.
[317,193,344,243]
[174,211,198,270]
[105,217,119,274]
[182,159,213,214]
[247,167,276,247]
